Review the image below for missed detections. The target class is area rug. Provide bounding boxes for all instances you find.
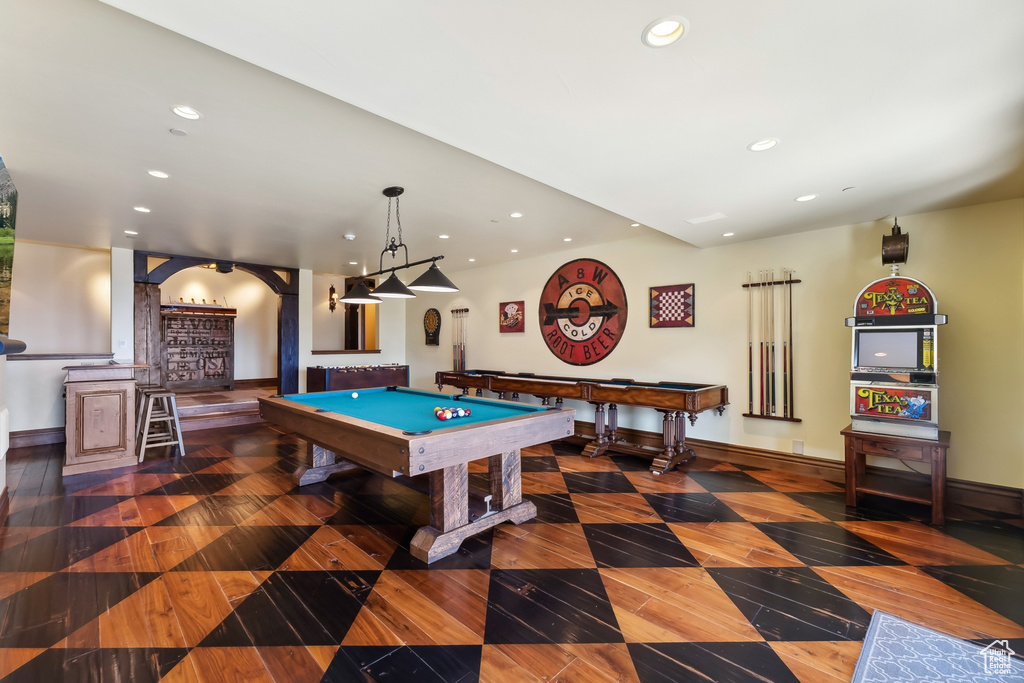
[852,610,1024,682]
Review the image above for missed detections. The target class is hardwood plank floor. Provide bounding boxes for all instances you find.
[0,424,1021,681]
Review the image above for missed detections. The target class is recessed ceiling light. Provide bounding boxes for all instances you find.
[747,138,778,152]
[795,194,817,202]
[468,258,476,262]
[563,238,572,242]
[147,170,170,179]
[349,261,358,265]
[642,16,689,47]
[511,249,518,253]
[439,234,449,239]
[133,206,151,213]
[509,212,523,219]
[722,232,735,237]
[124,230,138,236]
[630,223,640,227]
[172,105,201,120]
[169,128,188,137]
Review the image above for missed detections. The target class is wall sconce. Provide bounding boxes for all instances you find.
[329,284,338,313]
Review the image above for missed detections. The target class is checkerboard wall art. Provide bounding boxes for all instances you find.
[650,283,694,328]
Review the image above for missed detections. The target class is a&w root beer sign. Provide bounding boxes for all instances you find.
[538,258,627,366]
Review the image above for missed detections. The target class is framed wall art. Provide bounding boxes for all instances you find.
[499,300,525,333]
[650,283,694,328]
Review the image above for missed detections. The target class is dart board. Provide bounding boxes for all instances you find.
[538,258,627,365]
[423,308,441,346]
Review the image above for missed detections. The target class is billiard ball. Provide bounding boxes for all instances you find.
[351,392,358,399]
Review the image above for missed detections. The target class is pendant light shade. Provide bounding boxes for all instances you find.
[373,271,416,298]
[408,262,460,292]
[338,280,381,305]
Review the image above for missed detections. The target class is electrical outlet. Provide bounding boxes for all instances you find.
[119,339,128,348]
[792,439,804,454]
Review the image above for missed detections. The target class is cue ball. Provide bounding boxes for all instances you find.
[351,392,358,398]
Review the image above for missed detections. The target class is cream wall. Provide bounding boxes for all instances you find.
[406,199,1024,489]
[6,242,112,431]
[161,266,279,380]
[9,241,110,353]
[312,272,346,350]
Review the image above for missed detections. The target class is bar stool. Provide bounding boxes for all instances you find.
[138,391,186,462]
[135,384,164,440]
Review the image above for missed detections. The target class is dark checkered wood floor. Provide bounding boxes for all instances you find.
[1,424,1022,682]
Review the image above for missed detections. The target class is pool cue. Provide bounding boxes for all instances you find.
[787,270,795,419]
[461,309,467,371]
[782,269,789,418]
[762,268,769,415]
[758,270,765,415]
[452,308,460,371]
[769,269,776,415]
[747,271,753,414]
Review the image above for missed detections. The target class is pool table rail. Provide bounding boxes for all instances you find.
[259,393,574,478]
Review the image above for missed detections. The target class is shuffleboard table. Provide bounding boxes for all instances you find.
[436,370,728,474]
[258,386,574,563]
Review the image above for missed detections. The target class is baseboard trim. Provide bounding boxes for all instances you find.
[0,486,8,527]
[571,421,1023,517]
[234,378,278,390]
[10,427,65,448]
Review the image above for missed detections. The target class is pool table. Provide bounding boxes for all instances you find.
[258,386,575,563]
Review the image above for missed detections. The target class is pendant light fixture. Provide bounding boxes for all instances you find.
[338,279,382,305]
[344,186,459,302]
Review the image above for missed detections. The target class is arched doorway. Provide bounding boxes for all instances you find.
[133,251,299,394]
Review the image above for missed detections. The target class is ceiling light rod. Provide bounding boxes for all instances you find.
[358,186,459,294]
[365,254,447,279]
[368,186,448,276]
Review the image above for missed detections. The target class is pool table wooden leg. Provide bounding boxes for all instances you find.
[410,450,537,563]
[292,443,359,486]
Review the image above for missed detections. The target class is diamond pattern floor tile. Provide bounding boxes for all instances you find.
[1,421,1020,681]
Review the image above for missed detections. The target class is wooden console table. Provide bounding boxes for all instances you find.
[841,424,950,525]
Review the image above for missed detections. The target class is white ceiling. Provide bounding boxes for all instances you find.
[2,0,1023,278]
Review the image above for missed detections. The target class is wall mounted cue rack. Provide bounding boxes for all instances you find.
[741,270,802,422]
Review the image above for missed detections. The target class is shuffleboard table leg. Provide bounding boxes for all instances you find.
[650,411,696,475]
[582,403,610,458]
[650,411,677,474]
[607,404,619,445]
[292,443,360,486]
[411,451,537,563]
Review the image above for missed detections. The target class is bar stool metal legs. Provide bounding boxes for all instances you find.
[138,391,185,462]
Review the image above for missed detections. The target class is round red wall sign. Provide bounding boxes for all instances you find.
[538,258,628,365]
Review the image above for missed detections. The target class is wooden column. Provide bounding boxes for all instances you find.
[133,283,161,386]
[278,293,299,394]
